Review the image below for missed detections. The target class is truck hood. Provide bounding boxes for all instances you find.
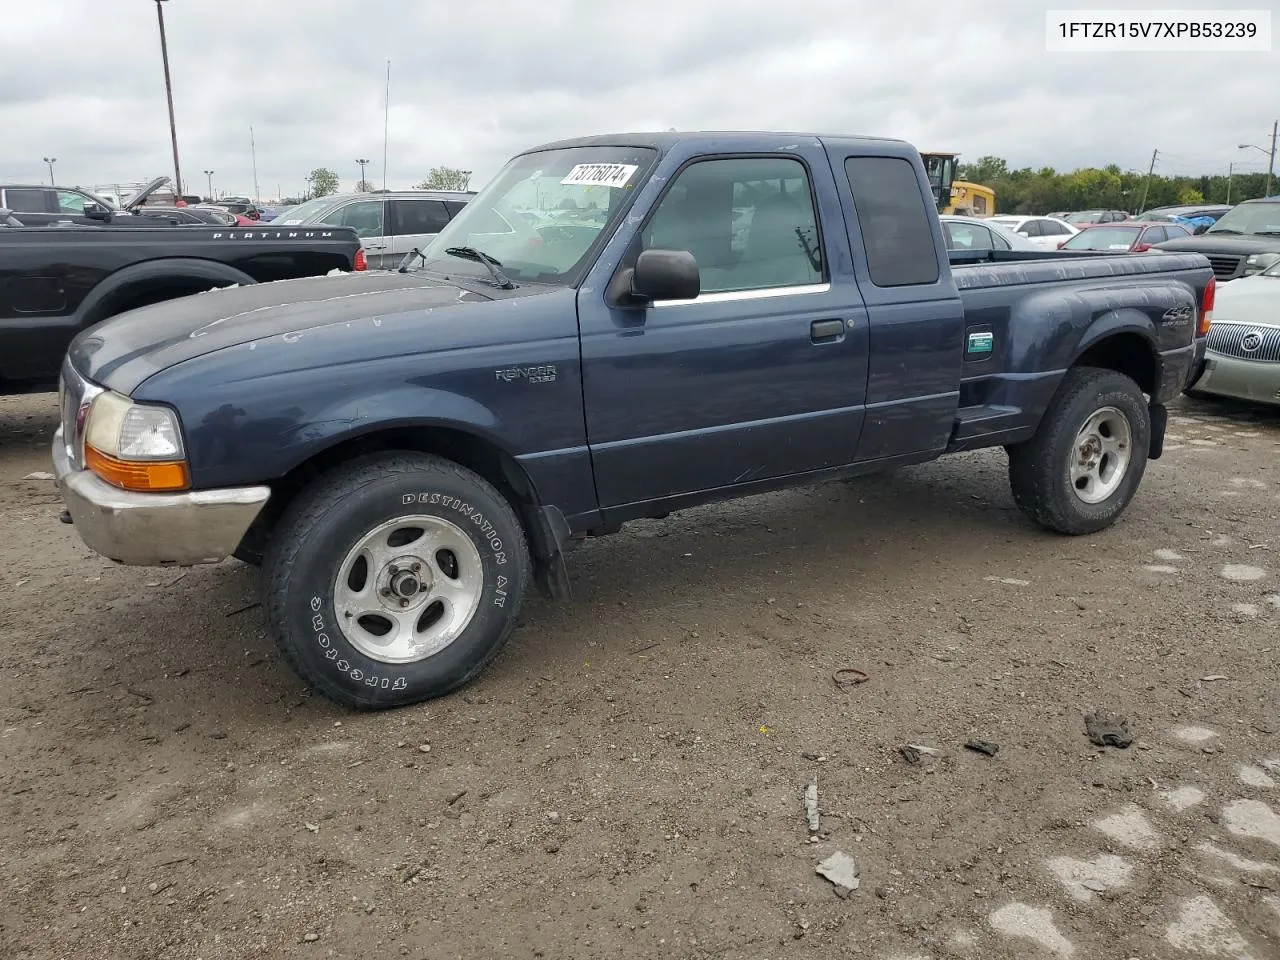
[1155,233,1280,255]
[124,176,172,212]
[69,270,527,394]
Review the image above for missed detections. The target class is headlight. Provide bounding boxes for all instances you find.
[1244,253,1280,275]
[83,391,189,491]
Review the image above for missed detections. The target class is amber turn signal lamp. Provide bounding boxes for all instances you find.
[85,444,190,492]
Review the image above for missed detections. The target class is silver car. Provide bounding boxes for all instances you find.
[273,190,475,269]
[1188,258,1280,406]
[940,214,1042,253]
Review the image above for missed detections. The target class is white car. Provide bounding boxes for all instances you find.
[940,215,1041,253]
[986,215,1079,250]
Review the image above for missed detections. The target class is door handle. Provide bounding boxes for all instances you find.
[810,319,845,342]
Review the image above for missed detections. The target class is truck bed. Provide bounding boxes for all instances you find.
[946,250,1213,451]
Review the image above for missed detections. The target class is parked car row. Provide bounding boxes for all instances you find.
[987,214,1080,249]
[938,214,1041,252]
[1060,220,1193,252]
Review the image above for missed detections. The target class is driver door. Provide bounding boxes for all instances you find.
[577,149,870,512]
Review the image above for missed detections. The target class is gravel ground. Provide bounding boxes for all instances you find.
[2,390,1278,960]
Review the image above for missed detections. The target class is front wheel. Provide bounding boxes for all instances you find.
[1008,367,1150,535]
[263,452,531,709]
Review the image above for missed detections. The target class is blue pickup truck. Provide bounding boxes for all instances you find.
[53,132,1215,708]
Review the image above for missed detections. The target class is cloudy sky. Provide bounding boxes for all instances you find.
[1,0,1275,201]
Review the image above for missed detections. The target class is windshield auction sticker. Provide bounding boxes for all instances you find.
[560,164,638,188]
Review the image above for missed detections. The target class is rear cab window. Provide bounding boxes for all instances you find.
[844,157,939,286]
[4,188,53,213]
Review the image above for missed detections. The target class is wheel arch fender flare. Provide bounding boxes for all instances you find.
[258,398,573,601]
[75,258,258,330]
[1071,308,1159,363]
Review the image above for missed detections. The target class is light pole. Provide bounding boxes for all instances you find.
[461,170,473,191]
[1239,119,1278,198]
[356,158,370,191]
[153,0,183,195]
[203,169,214,200]
[42,157,57,186]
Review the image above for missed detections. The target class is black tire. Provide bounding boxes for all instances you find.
[262,452,531,709]
[232,544,263,567]
[1007,367,1150,535]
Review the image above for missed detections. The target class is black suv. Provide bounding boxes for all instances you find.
[1156,198,1280,281]
[0,184,117,226]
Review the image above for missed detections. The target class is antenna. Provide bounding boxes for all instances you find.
[382,60,391,191]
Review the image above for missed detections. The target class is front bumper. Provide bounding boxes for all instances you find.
[53,427,271,566]
[1187,353,1280,406]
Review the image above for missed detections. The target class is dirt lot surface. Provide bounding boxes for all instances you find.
[2,390,1279,960]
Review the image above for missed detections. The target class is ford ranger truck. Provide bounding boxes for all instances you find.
[52,132,1215,709]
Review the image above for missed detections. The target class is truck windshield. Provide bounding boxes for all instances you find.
[1206,201,1280,235]
[274,197,341,225]
[417,145,658,285]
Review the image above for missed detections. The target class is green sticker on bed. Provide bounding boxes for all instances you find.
[967,331,994,354]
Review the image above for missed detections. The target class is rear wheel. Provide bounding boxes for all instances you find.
[1008,367,1150,535]
[263,452,530,708]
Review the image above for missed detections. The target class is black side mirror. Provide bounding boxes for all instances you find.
[629,249,699,303]
[83,203,111,221]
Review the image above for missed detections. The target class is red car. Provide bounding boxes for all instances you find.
[1058,221,1192,253]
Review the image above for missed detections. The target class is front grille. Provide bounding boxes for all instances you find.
[1205,254,1244,280]
[1206,322,1280,363]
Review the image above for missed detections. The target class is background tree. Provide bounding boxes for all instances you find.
[955,157,1270,215]
[415,166,473,192]
[356,179,374,192]
[309,167,339,198]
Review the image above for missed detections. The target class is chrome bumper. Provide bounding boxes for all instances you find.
[53,427,271,566]
[1190,353,1280,406]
